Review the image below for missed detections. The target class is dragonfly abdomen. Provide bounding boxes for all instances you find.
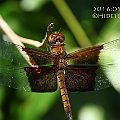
[57,70,72,120]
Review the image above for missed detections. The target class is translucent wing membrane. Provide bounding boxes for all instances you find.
[0,40,29,66]
[97,39,120,88]
[0,40,30,90]
[0,65,30,91]
[95,65,113,90]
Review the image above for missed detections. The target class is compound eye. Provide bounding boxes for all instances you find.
[59,33,65,42]
[48,33,57,43]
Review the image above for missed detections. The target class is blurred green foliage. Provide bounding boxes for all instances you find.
[0,0,120,120]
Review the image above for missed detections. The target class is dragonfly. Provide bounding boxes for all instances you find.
[0,23,120,120]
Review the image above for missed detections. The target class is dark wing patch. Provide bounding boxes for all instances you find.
[65,66,98,92]
[67,45,103,65]
[22,47,56,66]
[24,66,57,92]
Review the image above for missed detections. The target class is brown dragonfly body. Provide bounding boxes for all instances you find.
[24,32,73,119]
[50,32,72,119]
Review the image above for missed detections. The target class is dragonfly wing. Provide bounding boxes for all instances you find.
[67,39,120,65]
[65,66,98,92]
[22,47,56,66]
[24,66,57,92]
[67,45,103,65]
[66,39,120,91]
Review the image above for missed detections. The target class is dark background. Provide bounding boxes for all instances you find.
[0,0,120,120]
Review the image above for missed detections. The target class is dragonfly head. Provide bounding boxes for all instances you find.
[48,32,65,44]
